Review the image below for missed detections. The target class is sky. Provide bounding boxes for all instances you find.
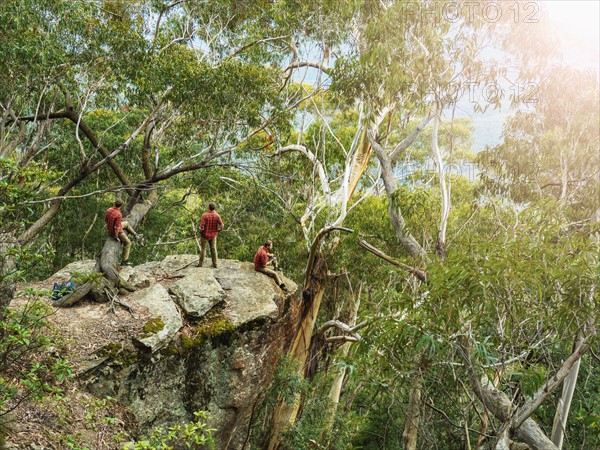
[292,1,600,151]
[545,0,600,68]
[462,0,600,150]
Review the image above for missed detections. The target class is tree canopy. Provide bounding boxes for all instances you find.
[1,1,598,449]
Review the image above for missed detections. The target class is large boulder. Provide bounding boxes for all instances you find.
[169,268,225,318]
[215,261,285,326]
[52,259,97,281]
[129,283,183,352]
[24,255,299,450]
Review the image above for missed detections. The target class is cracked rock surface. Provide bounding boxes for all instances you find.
[16,254,298,449]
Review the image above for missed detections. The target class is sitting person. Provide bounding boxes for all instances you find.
[105,198,143,266]
[254,240,288,292]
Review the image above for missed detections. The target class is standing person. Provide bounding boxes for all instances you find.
[199,202,224,268]
[105,198,142,266]
[254,240,288,292]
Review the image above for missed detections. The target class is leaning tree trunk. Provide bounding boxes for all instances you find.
[459,333,593,450]
[267,226,352,449]
[321,290,362,438]
[55,191,157,307]
[100,196,154,284]
[267,255,329,450]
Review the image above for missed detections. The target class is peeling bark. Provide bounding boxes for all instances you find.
[268,226,353,450]
[267,280,327,450]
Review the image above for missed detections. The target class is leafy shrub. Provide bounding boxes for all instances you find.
[123,411,215,450]
[0,293,73,439]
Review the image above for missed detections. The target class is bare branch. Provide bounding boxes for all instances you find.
[17,106,161,244]
[8,110,71,124]
[317,319,362,341]
[286,61,331,75]
[151,1,186,51]
[326,336,359,343]
[357,238,427,281]
[227,35,290,60]
[273,144,332,200]
[511,336,592,430]
[390,110,434,163]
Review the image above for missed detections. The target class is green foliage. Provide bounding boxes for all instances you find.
[343,193,598,445]
[0,157,58,233]
[478,67,599,219]
[270,357,308,407]
[249,357,309,447]
[278,368,362,450]
[0,298,73,433]
[123,411,215,450]
[84,396,124,432]
[569,355,600,446]
[1,1,598,448]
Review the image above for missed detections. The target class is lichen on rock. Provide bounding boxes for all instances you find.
[13,255,298,450]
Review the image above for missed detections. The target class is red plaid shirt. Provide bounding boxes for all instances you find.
[105,207,123,237]
[254,246,269,270]
[200,211,223,240]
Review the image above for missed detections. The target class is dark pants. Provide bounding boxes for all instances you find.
[200,236,218,267]
[257,267,283,286]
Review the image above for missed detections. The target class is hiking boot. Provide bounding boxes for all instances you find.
[280,283,289,293]
[121,261,133,267]
[135,234,146,247]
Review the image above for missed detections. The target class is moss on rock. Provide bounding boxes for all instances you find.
[96,342,137,368]
[180,316,235,352]
[142,317,165,336]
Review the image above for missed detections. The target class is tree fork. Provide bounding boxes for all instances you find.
[267,227,353,450]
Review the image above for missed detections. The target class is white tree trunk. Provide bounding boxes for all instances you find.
[461,334,593,450]
[323,292,361,435]
[431,112,450,257]
[550,336,585,448]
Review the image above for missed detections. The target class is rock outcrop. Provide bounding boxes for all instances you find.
[24,255,298,449]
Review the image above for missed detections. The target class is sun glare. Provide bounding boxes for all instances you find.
[543,0,600,67]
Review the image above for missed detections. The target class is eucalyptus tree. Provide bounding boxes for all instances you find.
[477,66,599,450]
[313,2,598,449]
[330,2,500,447]
[0,0,338,304]
[261,1,516,447]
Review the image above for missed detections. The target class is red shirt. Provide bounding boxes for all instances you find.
[254,246,269,270]
[105,207,123,237]
[200,211,223,240]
